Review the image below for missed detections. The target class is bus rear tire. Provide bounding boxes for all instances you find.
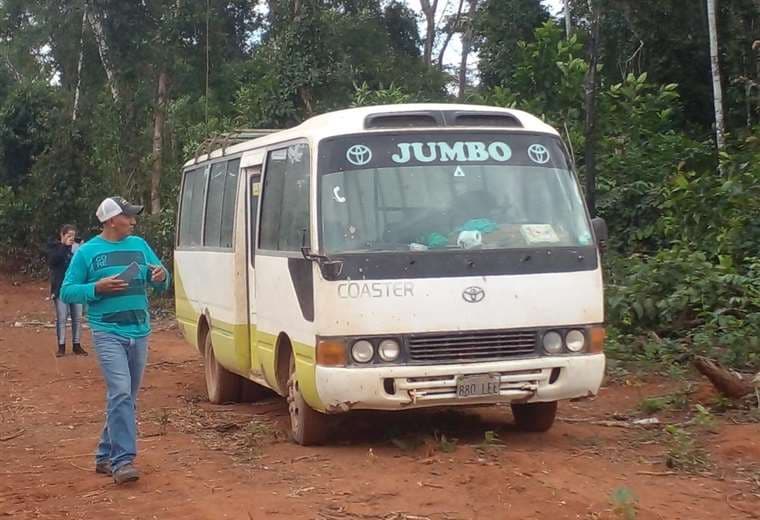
[511,401,558,432]
[287,356,330,445]
[203,333,241,404]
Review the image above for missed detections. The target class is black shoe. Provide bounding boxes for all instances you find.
[56,344,65,357]
[95,460,112,475]
[72,343,88,356]
[112,463,139,484]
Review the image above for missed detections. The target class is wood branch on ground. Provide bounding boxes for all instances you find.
[694,356,754,399]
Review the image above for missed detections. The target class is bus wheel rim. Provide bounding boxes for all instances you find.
[287,373,300,434]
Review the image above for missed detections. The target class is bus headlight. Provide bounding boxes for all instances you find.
[351,340,374,363]
[542,331,563,354]
[378,339,400,362]
[565,330,586,352]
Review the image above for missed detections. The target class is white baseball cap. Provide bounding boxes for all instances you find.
[96,196,144,223]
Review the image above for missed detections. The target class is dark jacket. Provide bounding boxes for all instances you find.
[47,239,74,299]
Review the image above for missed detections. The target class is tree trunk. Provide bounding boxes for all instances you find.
[706,0,726,155]
[420,0,439,66]
[564,0,572,38]
[456,0,478,99]
[72,2,88,122]
[299,86,314,117]
[458,25,472,99]
[694,356,754,399]
[150,68,168,215]
[86,1,120,103]
[437,0,465,71]
[583,0,602,215]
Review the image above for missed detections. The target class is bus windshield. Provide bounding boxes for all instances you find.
[318,132,593,254]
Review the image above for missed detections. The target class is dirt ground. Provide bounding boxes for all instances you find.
[1,276,759,520]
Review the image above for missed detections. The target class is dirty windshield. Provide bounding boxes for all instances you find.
[318,132,592,254]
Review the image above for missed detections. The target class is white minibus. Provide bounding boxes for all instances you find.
[174,104,607,444]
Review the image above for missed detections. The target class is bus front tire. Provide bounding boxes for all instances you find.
[287,356,330,446]
[511,401,558,432]
[204,333,241,404]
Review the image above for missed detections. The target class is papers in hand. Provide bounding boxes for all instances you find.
[115,261,140,282]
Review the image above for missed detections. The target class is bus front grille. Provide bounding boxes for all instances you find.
[407,330,538,363]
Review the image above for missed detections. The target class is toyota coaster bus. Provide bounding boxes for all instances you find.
[174,104,608,445]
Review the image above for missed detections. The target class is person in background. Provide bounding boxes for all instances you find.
[60,196,170,485]
[47,224,87,357]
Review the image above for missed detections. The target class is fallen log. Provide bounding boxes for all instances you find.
[693,356,754,399]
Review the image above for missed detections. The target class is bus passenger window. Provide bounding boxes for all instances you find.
[203,162,227,247]
[178,166,209,247]
[220,159,240,249]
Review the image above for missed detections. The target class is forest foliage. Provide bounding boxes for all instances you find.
[0,0,758,368]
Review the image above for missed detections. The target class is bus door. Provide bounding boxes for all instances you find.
[242,151,265,381]
[253,142,314,393]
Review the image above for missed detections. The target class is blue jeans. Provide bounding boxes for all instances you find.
[53,298,82,345]
[92,331,149,470]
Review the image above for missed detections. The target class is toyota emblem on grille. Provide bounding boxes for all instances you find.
[462,286,485,303]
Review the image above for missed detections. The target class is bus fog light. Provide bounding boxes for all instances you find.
[378,339,400,361]
[542,331,563,354]
[565,330,586,352]
[351,340,374,363]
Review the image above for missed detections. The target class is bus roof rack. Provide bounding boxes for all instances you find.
[192,128,282,163]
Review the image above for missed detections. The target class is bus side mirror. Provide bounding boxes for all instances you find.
[319,260,344,280]
[591,217,608,248]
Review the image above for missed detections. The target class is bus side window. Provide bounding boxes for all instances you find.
[203,162,227,247]
[220,158,240,249]
[178,166,209,247]
[259,143,310,251]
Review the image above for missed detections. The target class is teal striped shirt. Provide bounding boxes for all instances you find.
[60,235,170,338]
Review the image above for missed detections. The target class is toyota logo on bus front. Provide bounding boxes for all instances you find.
[462,286,485,303]
[346,144,372,166]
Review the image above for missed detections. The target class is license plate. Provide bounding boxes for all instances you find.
[456,373,500,398]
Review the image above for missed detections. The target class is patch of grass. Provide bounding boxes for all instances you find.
[668,387,692,410]
[665,363,688,381]
[690,404,717,431]
[473,429,505,458]
[482,430,500,445]
[389,434,426,452]
[664,425,711,472]
[638,386,693,415]
[639,397,668,415]
[434,431,458,453]
[610,487,637,520]
[709,395,734,413]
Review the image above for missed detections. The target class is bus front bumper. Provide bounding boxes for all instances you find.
[314,354,605,413]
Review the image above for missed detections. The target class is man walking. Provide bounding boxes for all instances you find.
[61,196,170,484]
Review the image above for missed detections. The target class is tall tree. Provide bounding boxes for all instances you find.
[72,2,88,122]
[419,0,439,66]
[474,0,550,89]
[707,0,727,153]
[583,0,603,215]
[458,0,479,99]
[437,0,465,71]
[150,68,168,214]
[86,1,120,103]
